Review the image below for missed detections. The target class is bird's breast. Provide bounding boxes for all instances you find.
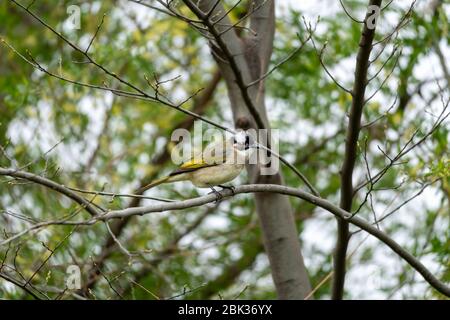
[190,163,244,187]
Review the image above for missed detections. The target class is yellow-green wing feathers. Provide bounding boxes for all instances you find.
[178,145,228,170]
[179,158,210,170]
[136,148,227,192]
[170,157,217,176]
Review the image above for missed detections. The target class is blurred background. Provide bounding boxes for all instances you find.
[0,0,448,299]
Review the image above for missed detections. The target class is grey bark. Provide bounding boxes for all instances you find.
[190,0,312,299]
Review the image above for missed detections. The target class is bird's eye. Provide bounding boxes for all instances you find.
[233,137,237,144]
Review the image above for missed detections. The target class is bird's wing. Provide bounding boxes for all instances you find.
[179,157,210,169]
[169,147,229,176]
[169,157,217,176]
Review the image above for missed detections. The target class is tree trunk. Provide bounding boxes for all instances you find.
[194,0,312,299]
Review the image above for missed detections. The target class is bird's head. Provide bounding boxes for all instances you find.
[232,131,256,160]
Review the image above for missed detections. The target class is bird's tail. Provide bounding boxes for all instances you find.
[136,176,171,194]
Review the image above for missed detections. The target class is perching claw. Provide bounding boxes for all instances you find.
[218,185,235,195]
[208,185,223,203]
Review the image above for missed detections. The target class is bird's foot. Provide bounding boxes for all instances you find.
[218,185,235,195]
[208,186,223,203]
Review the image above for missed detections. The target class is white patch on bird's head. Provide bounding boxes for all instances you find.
[232,131,254,151]
[231,131,256,164]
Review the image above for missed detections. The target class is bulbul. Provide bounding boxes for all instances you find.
[137,132,255,195]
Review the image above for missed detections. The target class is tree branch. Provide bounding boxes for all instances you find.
[333,0,382,300]
[2,165,449,297]
[183,0,267,130]
[0,167,100,217]
[79,69,221,295]
[95,184,450,297]
[83,184,450,298]
[4,1,319,199]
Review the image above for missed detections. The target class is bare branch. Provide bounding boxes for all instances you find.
[0,167,100,217]
[246,25,314,88]
[85,13,106,53]
[51,183,450,297]
[355,99,449,194]
[1,163,449,296]
[0,272,42,299]
[183,0,267,131]
[3,3,318,198]
[339,0,364,24]
[67,186,175,203]
[306,20,352,95]
[372,0,417,47]
[333,0,382,300]
[80,69,222,294]
[129,0,175,17]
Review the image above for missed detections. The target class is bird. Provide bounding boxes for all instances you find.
[136,132,255,197]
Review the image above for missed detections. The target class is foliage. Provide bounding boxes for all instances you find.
[0,0,448,299]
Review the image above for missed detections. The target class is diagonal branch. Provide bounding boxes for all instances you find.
[181,0,319,197]
[80,69,222,295]
[4,1,318,197]
[182,0,267,130]
[2,165,449,297]
[92,184,450,297]
[0,167,100,217]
